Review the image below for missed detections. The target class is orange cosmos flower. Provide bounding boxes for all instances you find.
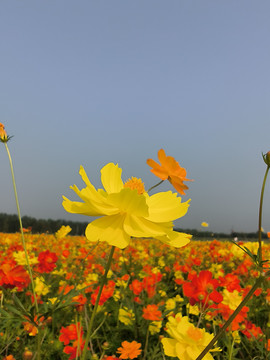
[142,304,162,321]
[117,341,142,359]
[146,149,192,195]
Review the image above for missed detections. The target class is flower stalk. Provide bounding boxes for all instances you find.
[4,143,39,314]
[81,246,116,360]
[196,153,270,360]
[258,164,269,266]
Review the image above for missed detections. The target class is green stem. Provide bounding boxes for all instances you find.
[82,246,115,360]
[142,325,150,360]
[147,180,164,193]
[195,273,267,360]
[258,166,269,266]
[4,143,39,314]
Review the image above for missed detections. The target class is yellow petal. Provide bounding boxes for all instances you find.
[100,163,123,194]
[161,338,178,357]
[85,215,130,249]
[146,192,190,222]
[107,188,149,217]
[124,214,169,237]
[62,196,104,216]
[156,231,191,248]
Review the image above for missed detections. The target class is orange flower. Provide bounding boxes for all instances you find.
[117,341,142,359]
[142,304,162,321]
[3,356,16,360]
[146,149,192,195]
[23,315,45,336]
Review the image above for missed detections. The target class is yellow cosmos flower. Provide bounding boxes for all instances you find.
[34,277,49,296]
[62,163,191,249]
[201,222,209,228]
[222,289,242,311]
[55,225,72,239]
[118,307,135,325]
[162,314,221,360]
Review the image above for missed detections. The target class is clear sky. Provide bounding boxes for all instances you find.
[1,1,270,234]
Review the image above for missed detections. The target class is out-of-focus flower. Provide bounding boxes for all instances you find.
[3,355,16,360]
[222,289,242,311]
[37,250,58,273]
[117,341,142,359]
[149,320,162,335]
[55,225,72,239]
[0,261,30,290]
[23,316,44,336]
[118,307,135,325]
[59,323,83,346]
[91,280,115,306]
[146,149,192,195]
[162,314,220,360]
[59,323,85,358]
[34,277,49,296]
[63,163,191,249]
[13,251,38,266]
[267,232,270,239]
[72,294,87,312]
[142,304,162,321]
[201,222,209,228]
[240,321,263,340]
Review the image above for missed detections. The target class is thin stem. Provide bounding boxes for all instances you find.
[258,166,269,266]
[147,180,164,193]
[4,143,39,314]
[81,246,116,360]
[195,273,267,360]
[142,325,150,360]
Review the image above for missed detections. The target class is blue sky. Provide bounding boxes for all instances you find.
[1,1,270,234]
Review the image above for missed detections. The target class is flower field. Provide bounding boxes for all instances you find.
[0,232,270,360]
[1,127,270,360]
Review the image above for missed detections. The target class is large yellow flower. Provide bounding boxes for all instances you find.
[162,314,221,360]
[62,163,191,249]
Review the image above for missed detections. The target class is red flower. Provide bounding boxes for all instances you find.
[91,280,115,306]
[72,294,87,312]
[241,321,263,340]
[37,250,58,273]
[59,323,83,345]
[129,280,143,296]
[0,261,30,290]
[63,339,85,360]
[182,270,223,307]
[142,272,162,298]
[219,274,241,292]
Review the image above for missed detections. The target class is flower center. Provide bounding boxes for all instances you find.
[187,326,203,341]
[124,177,145,194]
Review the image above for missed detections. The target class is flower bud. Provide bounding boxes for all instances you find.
[263,151,270,167]
[0,123,8,143]
[23,349,33,360]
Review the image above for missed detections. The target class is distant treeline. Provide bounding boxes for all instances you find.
[0,213,88,235]
[0,213,268,240]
